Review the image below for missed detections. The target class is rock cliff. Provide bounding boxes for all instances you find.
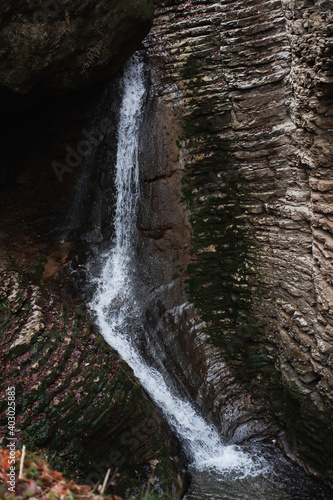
[0,262,177,495]
[0,0,153,96]
[0,3,178,495]
[140,0,333,489]
[0,0,332,493]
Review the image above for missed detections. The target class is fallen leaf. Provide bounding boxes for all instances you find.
[21,479,41,496]
[50,482,70,497]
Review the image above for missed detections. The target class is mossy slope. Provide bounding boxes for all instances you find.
[0,270,176,496]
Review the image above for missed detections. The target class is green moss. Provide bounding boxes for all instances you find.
[27,254,47,285]
[180,53,262,366]
[177,48,333,481]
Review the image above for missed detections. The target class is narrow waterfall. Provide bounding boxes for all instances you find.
[90,52,258,476]
[89,55,331,499]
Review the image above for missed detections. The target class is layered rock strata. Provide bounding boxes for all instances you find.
[140,0,333,488]
[0,69,178,495]
[0,268,176,495]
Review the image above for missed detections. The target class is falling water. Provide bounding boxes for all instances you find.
[89,54,331,499]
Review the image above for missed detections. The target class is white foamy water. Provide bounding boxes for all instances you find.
[89,54,267,479]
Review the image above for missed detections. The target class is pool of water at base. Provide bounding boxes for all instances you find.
[184,443,331,500]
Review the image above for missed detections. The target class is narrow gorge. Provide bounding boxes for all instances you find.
[0,0,333,499]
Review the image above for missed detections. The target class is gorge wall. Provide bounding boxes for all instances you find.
[0,1,182,497]
[0,269,174,489]
[139,0,333,489]
[0,0,332,494]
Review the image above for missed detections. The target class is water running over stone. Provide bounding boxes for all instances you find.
[89,54,331,499]
[90,52,258,476]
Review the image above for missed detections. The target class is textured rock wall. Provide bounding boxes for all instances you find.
[0,268,176,495]
[141,0,333,488]
[0,64,178,496]
[137,66,279,444]
[139,1,280,445]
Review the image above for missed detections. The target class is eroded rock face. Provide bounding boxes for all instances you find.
[0,64,178,496]
[0,0,332,491]
[0,0,153,97]
[0,268,176,495]
[139,0,333,489]
[137,75,279,444]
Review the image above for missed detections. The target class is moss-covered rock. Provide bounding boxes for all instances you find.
[146,0,333,491]
[178,52,261,370]
[0,269,178,496]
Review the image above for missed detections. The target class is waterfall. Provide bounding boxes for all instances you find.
[89,54,331,499]
[90,53,261,476]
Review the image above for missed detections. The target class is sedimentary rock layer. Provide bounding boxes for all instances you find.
[0,269,174,491]
[141,0,333,487]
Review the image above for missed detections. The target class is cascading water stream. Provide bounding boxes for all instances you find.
[90,53,258,476]
[89,55,331,499]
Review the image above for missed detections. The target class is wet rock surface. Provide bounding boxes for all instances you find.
[0,56,178,496]
[139,1,280,445]
[139,0,333,490]
[0,266,178,496]
[0,0,332,493]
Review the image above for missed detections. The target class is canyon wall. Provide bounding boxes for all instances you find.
[0,4,179,495]
[140,0,333,488]
[0,0,332,492]
[0,267,178,496]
